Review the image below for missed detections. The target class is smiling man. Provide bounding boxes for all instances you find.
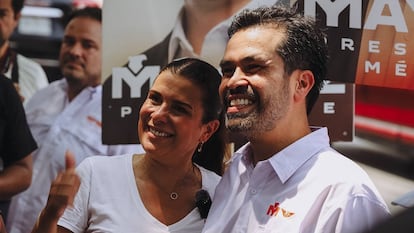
[202,5,390,233]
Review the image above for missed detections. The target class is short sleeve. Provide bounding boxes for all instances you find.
[0,76,37,166]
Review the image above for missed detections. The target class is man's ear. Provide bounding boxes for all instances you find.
[14,12,21,21]
[12,12,21,31]
[294,70,314,101]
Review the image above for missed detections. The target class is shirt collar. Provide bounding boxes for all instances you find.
[270,127,330,183]
[236,127,331,183]
[168,8,192,63]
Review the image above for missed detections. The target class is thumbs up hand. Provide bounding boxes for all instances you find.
[43,150,81,220]
[31,151,81,232]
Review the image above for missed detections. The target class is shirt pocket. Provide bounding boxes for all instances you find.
[61,113,107,155]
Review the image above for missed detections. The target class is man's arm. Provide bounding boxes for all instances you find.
[0,76,37,200]
[0,154,33,200]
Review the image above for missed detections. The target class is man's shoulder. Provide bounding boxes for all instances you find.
[33,78,63,92]
[0,75,20,103]
[25,79,65,106]
[16,54,48,79]
[0,74,13,86]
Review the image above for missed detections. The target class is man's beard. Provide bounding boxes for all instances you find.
[226,111,255,133]
[225,83,290,138]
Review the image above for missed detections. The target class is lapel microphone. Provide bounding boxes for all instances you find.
[195,189,212,219]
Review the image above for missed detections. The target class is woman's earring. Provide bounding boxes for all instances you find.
[197,141,204,152]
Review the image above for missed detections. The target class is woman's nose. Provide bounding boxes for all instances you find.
[151,105,168,123]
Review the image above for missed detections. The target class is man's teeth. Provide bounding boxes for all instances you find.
[150,128,169,137]
[230,99,252,107]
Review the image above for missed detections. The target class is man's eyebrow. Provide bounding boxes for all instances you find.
[219,60,232,68]
[220,56,265,67]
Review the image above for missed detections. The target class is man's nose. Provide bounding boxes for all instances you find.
[68,43,83,57]
[226,67,249,93]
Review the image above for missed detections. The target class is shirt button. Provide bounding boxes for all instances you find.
[250,189,257,195]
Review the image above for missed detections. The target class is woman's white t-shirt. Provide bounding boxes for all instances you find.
[58,154,221,233]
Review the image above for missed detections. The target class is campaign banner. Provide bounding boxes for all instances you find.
[355,0,414,90]
[297,0,413,89]
[102,0,368,145]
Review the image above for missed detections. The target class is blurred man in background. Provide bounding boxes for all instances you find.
[7,7,142,233]
[0,0,49,104]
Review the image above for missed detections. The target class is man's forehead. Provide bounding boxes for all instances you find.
[222,30,282,61]
[0,0,12,9]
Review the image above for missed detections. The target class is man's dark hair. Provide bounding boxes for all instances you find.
[228,5,328,114]
[63,7,102,26]
[12,0,25,15]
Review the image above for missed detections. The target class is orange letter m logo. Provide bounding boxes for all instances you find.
[266,202,280,216]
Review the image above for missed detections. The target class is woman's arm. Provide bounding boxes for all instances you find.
[31,151,80,233]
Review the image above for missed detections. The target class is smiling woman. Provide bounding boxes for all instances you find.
[138,58,226,174]
[31,57,229,233]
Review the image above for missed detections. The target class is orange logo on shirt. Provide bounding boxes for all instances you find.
[266,202,295,218]
[87,116,102,127]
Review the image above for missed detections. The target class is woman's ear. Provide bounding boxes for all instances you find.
[201,120,220,142]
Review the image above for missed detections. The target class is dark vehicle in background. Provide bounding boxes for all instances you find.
[9,0,102,82]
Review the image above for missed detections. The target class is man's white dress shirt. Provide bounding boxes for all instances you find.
[4,54,49,104]
[202,128,390,233]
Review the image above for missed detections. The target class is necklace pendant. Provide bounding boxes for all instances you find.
[170,192,178,200]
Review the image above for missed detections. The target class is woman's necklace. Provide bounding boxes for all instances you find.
[166,165,200,201]
[134,155,200,201]
[170,192,179,200]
